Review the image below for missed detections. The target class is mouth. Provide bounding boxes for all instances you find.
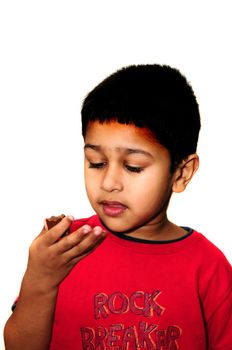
[100,201,128,217]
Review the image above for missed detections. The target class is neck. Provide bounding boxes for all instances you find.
[122,216,187,241]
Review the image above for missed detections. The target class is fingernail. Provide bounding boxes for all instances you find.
[44,219,48,230]
[93,226,102,236]
[67,215,74,221]
[82,225,91,234]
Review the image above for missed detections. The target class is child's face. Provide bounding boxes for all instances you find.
[84,121,176,236]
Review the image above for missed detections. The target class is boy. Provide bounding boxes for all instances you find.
[4,65,232,349]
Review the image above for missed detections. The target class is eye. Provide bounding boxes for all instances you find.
[125,165,144,173]
[88,162,106,169]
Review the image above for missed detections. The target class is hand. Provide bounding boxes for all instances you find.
[24,216,106,293]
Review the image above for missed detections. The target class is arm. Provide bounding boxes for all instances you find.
[207,286,232,350]
[200,249,232,350]
[4,216,106,350]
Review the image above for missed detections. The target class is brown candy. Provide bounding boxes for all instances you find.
[45,214,69,236]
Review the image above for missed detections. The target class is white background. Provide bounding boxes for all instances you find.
[0,1,232,348]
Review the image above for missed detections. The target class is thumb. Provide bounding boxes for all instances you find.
[34,216,60,239]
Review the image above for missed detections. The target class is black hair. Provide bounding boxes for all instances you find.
[81,64,201,171]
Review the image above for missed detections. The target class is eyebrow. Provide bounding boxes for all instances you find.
[84,144,153,158]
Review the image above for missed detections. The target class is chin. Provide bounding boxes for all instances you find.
[97,215,123,231]
[98,215,140,234]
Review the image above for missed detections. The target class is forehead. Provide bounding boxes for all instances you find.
[84,121,170,158]
[85,121,156,145]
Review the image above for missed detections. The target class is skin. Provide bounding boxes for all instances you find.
[84,120,199,241]
[4,120,199,349]
[4,218,106,350]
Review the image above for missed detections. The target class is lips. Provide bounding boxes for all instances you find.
[100,201,127,217]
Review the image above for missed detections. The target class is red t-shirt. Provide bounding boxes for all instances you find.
[49,215,232,350]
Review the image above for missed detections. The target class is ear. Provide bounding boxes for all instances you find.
[172,154,199,193]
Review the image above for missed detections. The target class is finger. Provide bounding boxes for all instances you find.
[66,236,106,267]
[44,216,74,245]
[45,214,67,231]
[34,215,68,240]
[44,218,49,231]
[55,225,103,253]
[55,224,93,253]
[62,226,107,261]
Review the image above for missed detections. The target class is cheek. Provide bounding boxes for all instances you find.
[84,171,101,202]
[128,171,171,202]
[84,168,94,194]
[85,181,96,206]
[85,175,95,191]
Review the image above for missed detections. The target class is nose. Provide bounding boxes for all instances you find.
[101,164,123,192]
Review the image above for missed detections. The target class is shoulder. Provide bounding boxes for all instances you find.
[69,215,102,232]
[192,230,231,279]
[193,230,232,305]
[192,232,232,345]
[193,230,231,266]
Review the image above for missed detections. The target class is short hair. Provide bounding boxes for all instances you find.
[81,64,201,171]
